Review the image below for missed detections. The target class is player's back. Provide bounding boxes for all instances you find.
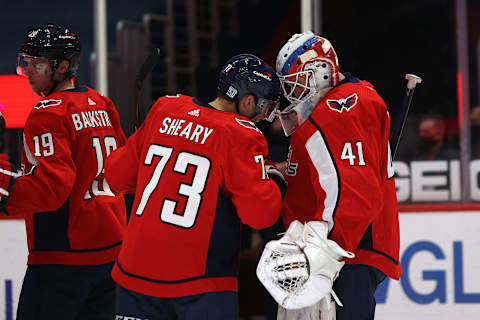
[16,86,127,265]
[110,94,282,297]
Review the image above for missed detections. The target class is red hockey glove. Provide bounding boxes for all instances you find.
[0,154,18,214]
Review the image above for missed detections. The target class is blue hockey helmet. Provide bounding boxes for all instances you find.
[217,54,281,121]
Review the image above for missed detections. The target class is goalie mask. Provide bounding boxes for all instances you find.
[217,54,281,121]
[276,31,339,105]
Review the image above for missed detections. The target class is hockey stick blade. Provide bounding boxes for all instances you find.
[134,48,161,129]
[390,74,422,160]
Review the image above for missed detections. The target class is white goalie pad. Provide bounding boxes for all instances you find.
[257,221,354,310]
[277,295,336,320]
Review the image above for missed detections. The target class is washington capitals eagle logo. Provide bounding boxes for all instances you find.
[235,118,261,132]
[34,99,62,109]
[326,93,358,113]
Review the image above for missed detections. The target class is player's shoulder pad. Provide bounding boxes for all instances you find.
[158,94,185,102]
[234,117,262,133]
[228,116,267,151]
[152,94,188,110]
[28,95,69,127]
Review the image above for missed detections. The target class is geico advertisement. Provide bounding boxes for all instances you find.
[375,211,480,320]
[394,159,480,202]
[0,220,27,320]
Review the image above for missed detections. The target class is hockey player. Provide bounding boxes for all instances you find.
[0,24,127,319]
[104,53,286,320]
[257,31,401,319]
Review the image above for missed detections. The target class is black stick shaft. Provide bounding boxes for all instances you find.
[391,87,416,159]
[134,48,161,129]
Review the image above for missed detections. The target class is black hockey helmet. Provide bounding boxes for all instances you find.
[18,24,81,78]
[217,54,281,121]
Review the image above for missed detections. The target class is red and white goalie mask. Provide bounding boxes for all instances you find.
[276,31,339,105]
[274,31,340,135]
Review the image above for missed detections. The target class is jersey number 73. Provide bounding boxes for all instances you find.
[135,144,211,229]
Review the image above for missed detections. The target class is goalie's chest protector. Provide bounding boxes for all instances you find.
[283,79,401,280]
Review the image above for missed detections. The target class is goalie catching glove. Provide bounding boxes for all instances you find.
[256,220,354,310]
[0,154,19,214]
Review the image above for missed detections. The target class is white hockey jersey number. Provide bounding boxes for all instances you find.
[33,133,54,157]
[254,154,267,180]
[341,142,366,166]
[84,136,117,199]
[135,144,211,229]
[387,141,394,178]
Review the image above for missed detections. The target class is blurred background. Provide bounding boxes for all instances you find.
[1,0,480,319]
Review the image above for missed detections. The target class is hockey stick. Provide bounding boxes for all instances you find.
[134,48,161,130]
[0,112,5,153]
[390,74,422,159]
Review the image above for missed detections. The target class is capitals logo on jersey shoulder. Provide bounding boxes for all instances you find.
[235,118,260,132]
[34,99,62,109]
[326,93,358,113]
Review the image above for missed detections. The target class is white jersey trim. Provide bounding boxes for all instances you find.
[23,132,39,175]
[305,131,339,232]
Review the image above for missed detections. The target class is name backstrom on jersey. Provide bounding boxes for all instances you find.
[71,110,112,131]
[159,117,214,145]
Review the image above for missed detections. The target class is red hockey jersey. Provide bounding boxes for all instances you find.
[6,86,127,265]
[105,95,283,297]
[283,75,401,280]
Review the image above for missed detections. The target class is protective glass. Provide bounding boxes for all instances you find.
[257,98,280,122]
[17,54,51,76]
[278,89,326,136]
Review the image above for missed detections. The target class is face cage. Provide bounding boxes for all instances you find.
[279,69,318,105]
[16,53,56,76]
[256,97,280,122]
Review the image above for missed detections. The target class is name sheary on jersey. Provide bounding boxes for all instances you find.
[159,117,213,144]
[71,110,112,131]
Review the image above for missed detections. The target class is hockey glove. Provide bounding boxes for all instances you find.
[257,220,354,310]
[0,154,18,214]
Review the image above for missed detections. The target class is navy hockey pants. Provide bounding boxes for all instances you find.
[333,264,387,320]
[16,262,116,320]
[115,284,239,320]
